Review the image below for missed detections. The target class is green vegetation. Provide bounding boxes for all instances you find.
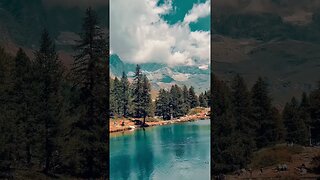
[212,74,320,175]
[188,107,206,116]
[0,8,108,179]
[110,68,210,121]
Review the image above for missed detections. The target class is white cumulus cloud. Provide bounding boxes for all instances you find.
[183,0,210,24]
[110,0,210,67]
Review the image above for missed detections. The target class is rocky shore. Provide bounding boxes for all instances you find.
[109,108,210,133]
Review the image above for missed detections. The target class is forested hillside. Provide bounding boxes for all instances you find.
[0,8,108,179]
[212,74,320,175]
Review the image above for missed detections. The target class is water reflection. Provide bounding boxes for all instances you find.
[110,120,210,180]
[134,130,154,180]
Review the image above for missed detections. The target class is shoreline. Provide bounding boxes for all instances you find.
[109,108,210,134]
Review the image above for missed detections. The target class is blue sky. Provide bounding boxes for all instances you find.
[110,0,210,67]
[160,0,210,31]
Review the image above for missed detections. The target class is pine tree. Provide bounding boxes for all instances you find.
[212,75,239,173]
[120,72,130,117]
[169,85,184,118]
[132,65,144,118]
[271,107,286,143]
[300,92,312,145]
[109,78,115,116]
[189,86,199,108]
[283,97,308,145]
[204,91,209,107]
[69,8,108,178]
[141,75,152,125]
[0,47,15,175]
[12,49,34,166]
[251,77,277,148]
[156,89,171,120]
[310,82,320,143]
[199,92,207,107]
[182,85,190,115]
[113,77,121,116]
[230,74,255,165]
[206,90,211,107]
[33,29,64,173]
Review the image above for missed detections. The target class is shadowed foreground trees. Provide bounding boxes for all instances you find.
[33,29,64,174]
[212,74,320,175]
[0,8,108,179]
[66,7,108,178]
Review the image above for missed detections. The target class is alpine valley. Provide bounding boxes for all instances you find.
[110,54,210,94]
[212,0,320,107]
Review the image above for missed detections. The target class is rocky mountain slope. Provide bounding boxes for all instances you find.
[0,0,107,56]
[212,0,320,106]
[110,54,210,93]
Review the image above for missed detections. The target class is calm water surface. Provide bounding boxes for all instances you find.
[110,119,210,180]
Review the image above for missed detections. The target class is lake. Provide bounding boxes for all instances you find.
[110,119,210,180]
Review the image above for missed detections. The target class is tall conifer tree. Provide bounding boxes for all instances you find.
[12,49,34,166]
[310,83,320,143]
[199,92,207,107]
[182,85,190,115]
[283,97,308,145]
[170,85,184,118]
[212,75,239,173]
[69,8,108,178]
[33,29,63,173]
[0,47,15,174]
[189,86,199,108]
[120,72,130,117]
[300,92,312,145]
[132,65,143,118]
[230,74,255,166]
[141,75,152,124]
[156,89,171,120]
[251,77,277,148]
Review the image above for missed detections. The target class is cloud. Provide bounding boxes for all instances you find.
[183,0,210,24]
[150,0,173,15]
[110,0,210,67]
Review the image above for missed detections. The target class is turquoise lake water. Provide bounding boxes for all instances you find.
[110,119,210,180]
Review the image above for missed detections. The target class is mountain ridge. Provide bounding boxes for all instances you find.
[110,54,210,93]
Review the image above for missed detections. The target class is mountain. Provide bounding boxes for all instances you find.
[109,54,125,77]
[109,54,210,93]
[0,1,108,59]
[212,0,320,106]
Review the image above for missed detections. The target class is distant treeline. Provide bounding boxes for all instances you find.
[212,74,320,174]
[110,67,210,122]
[0,8,108,179]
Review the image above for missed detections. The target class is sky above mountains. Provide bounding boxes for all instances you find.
[110,0,210,67]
